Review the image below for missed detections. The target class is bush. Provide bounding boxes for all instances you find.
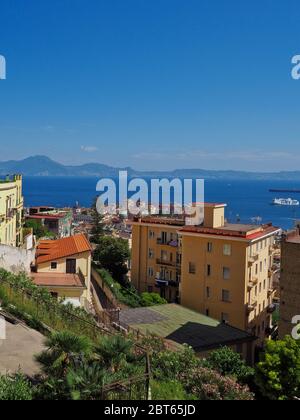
[0,373,33,400]
[151,380,195,400]
[141,293,167,307]
[202,346,255,384]
[179,367,254,400]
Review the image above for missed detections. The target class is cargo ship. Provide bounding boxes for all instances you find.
[269,189,300,193]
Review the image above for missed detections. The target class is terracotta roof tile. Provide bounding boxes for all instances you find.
[36,234,92,264]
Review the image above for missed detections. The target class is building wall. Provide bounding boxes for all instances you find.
[131,223,180,302]
[131,219,277,348]
[37,251,92,302]
[279,240,300,339]
[181,233,276,345]
[0,243,35,274]
[0,175,24,247]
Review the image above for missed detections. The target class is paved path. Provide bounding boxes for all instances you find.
[0,320,45,376]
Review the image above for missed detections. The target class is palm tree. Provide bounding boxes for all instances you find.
[66,361,110,400]
[36,331,93,377]
[95,335,135,372]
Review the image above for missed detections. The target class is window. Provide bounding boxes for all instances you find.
[207,264,211,277]
[207,242,213,253]
[223,267,230,280]
[206,309,210,317]
[222,289,230,302]
[221,312,229,324]
[223,244,231,256]
[189,262,196,274]
[51,262,57,270]
[206,287,211,298]
[148,267,154,277]
[149,230,155,239]
[148,249,154,259]
[51,292,58,300]
[260,262,263,273]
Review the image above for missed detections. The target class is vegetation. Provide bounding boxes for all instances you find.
[202,346,255,384]
[2,270,298,401]
[93,236,130,284]
[0,269,100,341]
[97,267,166,308]
[255,336,300,400]
[24,219,55,239]
[0,373,33,401]
[90,197,105,244]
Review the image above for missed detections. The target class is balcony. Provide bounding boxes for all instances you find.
[155,279,169,288]
[248,253,259,266]
[267,303,276,314]
[156,238,179,248]
[247,299,258,314]
[247,277,258,291]
[156,258,176,267]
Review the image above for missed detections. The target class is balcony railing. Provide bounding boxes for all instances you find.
[247,299,258,313]
[248,253,259,265]
[156,238,179,247]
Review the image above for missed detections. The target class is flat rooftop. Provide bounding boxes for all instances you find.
[31,272,85,288]
[120,304,254,352]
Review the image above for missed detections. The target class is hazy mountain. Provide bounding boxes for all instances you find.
[1,155,300,180]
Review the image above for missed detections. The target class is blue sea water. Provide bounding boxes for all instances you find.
[23,177,300,231]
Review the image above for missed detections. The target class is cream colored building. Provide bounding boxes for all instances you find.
[31,234,92,308]
[0,175,24,247]
[131,203,280,355]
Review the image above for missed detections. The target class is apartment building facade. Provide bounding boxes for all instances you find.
[131,203,280,352]
[0,175,24,247]
[279,230,300,339]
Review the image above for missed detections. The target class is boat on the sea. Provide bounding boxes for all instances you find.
[271,198,300,206]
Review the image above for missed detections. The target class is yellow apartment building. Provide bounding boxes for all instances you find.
[0,175,24,247]
[131,203,280,353]
[31,234,92,308]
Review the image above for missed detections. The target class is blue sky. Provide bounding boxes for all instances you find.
[1,0,300,171]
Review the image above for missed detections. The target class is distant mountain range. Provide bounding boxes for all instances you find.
[1,155,300,180]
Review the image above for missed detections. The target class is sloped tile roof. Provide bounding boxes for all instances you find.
[36,234,92,264]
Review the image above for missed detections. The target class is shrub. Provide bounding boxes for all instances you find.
[140,292,167,307]
[202,346,254,384]
[0,373,33,401]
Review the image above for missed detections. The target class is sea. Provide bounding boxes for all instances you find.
[22,177,300,231]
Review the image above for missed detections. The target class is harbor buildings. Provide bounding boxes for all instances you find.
[26,207,73,238]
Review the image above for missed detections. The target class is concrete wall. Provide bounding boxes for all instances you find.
[0,244,35,274]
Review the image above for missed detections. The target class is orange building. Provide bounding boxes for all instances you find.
[131,203,280,354]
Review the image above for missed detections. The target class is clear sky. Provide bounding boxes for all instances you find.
[1,0,300,171]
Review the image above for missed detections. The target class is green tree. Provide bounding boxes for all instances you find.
[24,219,55,239]
[202,346,254,384]
[255,336,300,400]
[93,236,130,283]
[90,197,105,243]
[95,335,135,373]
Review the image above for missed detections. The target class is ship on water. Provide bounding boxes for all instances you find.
[269,188,300,193]
[271,198,300,206]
